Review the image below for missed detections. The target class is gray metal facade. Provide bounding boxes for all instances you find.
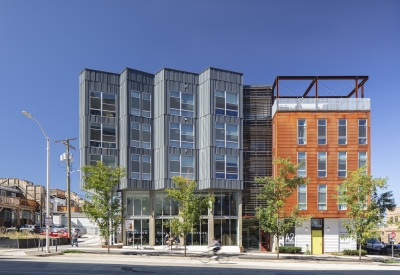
[79,67,243,192]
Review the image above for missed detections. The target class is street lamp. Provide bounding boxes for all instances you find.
[22,111,51,253]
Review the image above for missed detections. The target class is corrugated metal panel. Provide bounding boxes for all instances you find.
[324,218,339,252]
[295,219,312,253]
[338,218,357,251]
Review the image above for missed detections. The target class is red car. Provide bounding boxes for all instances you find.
[40,229,69,238]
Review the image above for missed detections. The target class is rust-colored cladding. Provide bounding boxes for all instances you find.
[272,111,371,218]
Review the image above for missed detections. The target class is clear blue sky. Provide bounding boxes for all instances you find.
[0,0,399,202]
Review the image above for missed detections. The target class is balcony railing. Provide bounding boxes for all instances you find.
[272,98,370,117]
[0,195,37,208]
[57,205,82,213]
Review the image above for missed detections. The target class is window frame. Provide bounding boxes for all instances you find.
[358,119,367,144]
[338,151,347,177]
[215,90,238,117]
[297,119,306,145]
[215,154,239,180]
[337,184,347,210]
[169,91,194,118]
[131,91,141,116]
[317,184,327,210]
[338,119,347,145]
[169,122,194,149]
[298,184,307,210]
[215,122,239,148]
[317,152,327,177]
[90,123,116,149]
[131,154,140,179]
[297,152,306,177]
[169,154,194,179]
[89,91,116,118]
[317,119,327,145]
[358,152,367,174]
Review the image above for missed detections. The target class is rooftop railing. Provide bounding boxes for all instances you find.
[272,98,370,117]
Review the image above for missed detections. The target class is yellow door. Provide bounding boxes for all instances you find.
[311,230,323,254]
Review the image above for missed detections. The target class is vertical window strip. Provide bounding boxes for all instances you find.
[131,154,140,179]
[318,184,327,210]
[338,119,347,144]
[358,119,367,144]
[338,185,347,210]
[358,152,367,174]
[338,152,347,177]
[317,119,326,145]
[298,185,307,210]
[297,152,306,177]
[131,91,140,116]
[318,152,327,177]
[297,119,306,144]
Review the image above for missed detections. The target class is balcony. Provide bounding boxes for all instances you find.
[272,98,370,117]
[57,205,82,213]
[50,189,66,199]
[0,194,37,209]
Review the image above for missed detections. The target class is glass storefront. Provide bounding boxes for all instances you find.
[186,219,208,246]
[214,219,237,245]
[213,191,238,216]
[125,219,149,246]
[242,219,259,250]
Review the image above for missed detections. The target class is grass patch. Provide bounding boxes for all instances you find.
[383,259,399,264]
[62,249,85,254]
[0,232,42,239]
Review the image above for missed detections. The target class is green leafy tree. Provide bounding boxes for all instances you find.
[371,190,396,224]
[255,157,309,259]
[164,176,214,257]
[335,164,389,261]
[81,161,126,254]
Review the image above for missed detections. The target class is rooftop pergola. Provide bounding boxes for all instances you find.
[271,76,369,99]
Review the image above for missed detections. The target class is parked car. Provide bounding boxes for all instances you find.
[383,244,400,256]
[40,229,69,238]
[363,238,384,254]
[20,225,40,233]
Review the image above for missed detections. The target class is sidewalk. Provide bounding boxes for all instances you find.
[9,243,399,264]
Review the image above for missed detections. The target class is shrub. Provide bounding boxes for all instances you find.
[277,246,302,254]
[62,249,84,254]
[342,249,367,256]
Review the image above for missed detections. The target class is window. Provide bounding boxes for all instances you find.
[338,119,347,144]
[131,123,151,149]
[90,155,115,167]
[131,91,151,117]
[338,152,347,177]
[170,91,194,117]
[131,123,140,147]
[142,124,151,149]
[90,91,116,118]
[298,185,307,210]
[215,123,238,148]
[318,184,327,210]
[131,154,140,179]
[5,211,10,222]
[358,119,367,144]
[215,91,238,117]
[170,155,194,179]
[142,156,151,180]
[215,154,239,180]
[297,119,306,144]
[338,185,347,210]
[318,119,326,145]
[318,152,327,177]
[1,190,6,196]
[90,123,116,149]
[125,191,150,216]
[358,152,367,174]
[297,152,306,177]
[170,123,194,149]
[396,216,399,223]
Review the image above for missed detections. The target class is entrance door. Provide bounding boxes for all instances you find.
[260,230,270,251]
[311,230,323,254]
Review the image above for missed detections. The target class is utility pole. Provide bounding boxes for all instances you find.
[54,138,76,241]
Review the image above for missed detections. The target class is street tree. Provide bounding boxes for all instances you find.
[81,161,126,254]
[164,176,214,257]
[255,157,310,259]
[335,164,389,261]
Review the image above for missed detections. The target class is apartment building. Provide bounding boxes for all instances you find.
[79,68,370,253]
[272,76,370,253]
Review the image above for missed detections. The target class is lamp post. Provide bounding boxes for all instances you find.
[22,111,50,253]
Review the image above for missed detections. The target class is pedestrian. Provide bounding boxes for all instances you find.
[71,229,79,247]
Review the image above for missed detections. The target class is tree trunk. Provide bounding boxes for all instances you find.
[108,210,110,255]
[184,234,187,257]
[359,243,361,262]
[276,233,280,259]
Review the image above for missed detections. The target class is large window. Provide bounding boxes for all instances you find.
[358,119,367,144]
[215,155,239,180]
[214,219,237,245]
[338,119,347,144]
[318,119,326,145]
[213,191,238,216]
[131,91,151,118]
[297,152,306,177]
[338,152,347,177]
[155,191,179,216]
[90,91,116,118]
[170,123,194,149]
[215,91,238,117]
[170,91,194,117]
[318,184,327,210]
[125,191,150,216]
[90,154,116,167]
[170,155,194,179]
[338,185,347,210]
[318,152,327,177]
[131,154,151,180]
[90,123,116,149]
[298,185,307,210]
[131,123,151,149]
[297,119,306,145]
[215,123,238,148]
[358,152,367,174]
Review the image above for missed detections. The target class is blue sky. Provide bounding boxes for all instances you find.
[0,0,399,202]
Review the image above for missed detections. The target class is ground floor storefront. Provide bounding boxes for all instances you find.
[118,190,354,254]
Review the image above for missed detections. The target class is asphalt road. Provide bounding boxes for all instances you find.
[0,253,399,275]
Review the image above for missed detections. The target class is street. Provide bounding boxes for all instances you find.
[0,253,399,275]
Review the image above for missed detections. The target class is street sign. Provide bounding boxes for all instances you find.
[390,232,397,239]
[45,217,53,226]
